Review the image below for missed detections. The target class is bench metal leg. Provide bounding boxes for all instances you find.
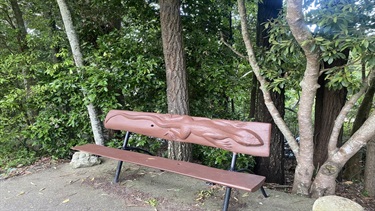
[113,131,131,183]
[237,167,268,198]
[223,187,232,211]
[222,152,238,211]
[261,186,268,198]
[114,161,123,183]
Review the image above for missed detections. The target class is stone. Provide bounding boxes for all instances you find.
[312,195,364,211]
[70,152,101,169]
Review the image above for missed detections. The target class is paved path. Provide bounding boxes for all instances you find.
[0,158,315,211]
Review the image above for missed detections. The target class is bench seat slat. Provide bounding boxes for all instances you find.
[73,144,265,192]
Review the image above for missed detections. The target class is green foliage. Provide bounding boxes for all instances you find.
[107,134,164,157]
[0,144,37,168]
[193,145,255,170]
[1,0,373,173]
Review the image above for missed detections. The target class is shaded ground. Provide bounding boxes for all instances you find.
[281,158,375,211]
[1,157,317,211]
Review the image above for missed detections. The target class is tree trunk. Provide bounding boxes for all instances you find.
[314,49,349,170]
[57,0,104,146]
[311,112,375,197]
[254,89,285,183]
[160,0,192,161]
[313,77,347,169]
[9,0,27,52]
[365,138,375,197]
[249,75,257,119]
[9,0,35,125]
[285,0,321,196]
[253,0,285,184]
[344,80,375,180]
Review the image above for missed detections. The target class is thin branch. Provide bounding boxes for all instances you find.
[220,33,246,59]
[1,6,16,29]
[237,0,298,154]
[328,70,375,155]
[319,56,362,76]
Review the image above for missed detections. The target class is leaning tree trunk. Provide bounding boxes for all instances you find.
[254,0,285,184]
[160,0,192,161]
[311,112,375,197]
[57,0,104,145]
[365,138,375,197]
[344,79,375,180]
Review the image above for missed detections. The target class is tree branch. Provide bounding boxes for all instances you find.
[332,111,375,165]
[237,0,298,154]
[328,70,375,154]
[319,56,362,76]
[286,0,320,157]
[220,33,246,59]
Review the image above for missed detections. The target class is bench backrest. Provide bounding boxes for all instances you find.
[104,110,271,157]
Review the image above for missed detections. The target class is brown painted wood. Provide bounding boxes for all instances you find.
[104,110,271,157]
[73,144,266,192]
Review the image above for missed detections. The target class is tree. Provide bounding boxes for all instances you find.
[159,0,192,161]
[56,0,104,146]
[237,0,375,197]
[254,0,285,184]
[9,0,36,125]
[311,0,353,171]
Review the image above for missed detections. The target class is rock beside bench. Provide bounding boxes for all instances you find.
[70,151,101,169]
[312,195,364,211]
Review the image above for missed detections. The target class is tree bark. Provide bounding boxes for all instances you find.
[313,47,349,169]
[249,75,257,119]
[311,112,375,197]
[314,70,348,169]
[254,0,285,184]
[254,90,285,183]
[285,0,321,195]
[160,0,192,161]
[57,0,104,146]
[9,0,27,51]
[365,138,375,197]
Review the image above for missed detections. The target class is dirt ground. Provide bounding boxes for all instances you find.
[0,156,373,211]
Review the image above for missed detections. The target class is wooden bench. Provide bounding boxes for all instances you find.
[73,110,271,211]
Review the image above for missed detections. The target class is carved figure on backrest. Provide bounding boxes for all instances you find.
[106,111,264,150]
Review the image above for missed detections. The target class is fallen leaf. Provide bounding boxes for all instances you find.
[242,193,249,197]
[17,191,25,196]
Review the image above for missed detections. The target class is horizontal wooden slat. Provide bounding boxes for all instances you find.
[73,144,265,192]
